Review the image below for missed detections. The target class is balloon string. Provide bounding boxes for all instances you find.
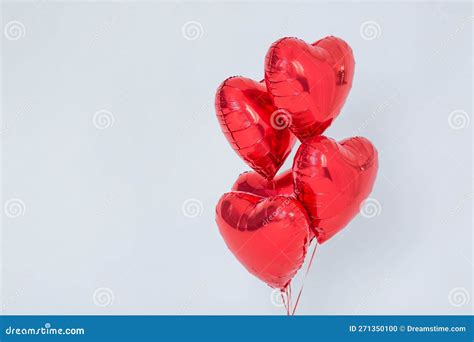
[286,283,291,316]
[281,287,289,315]
[291,240,318,315]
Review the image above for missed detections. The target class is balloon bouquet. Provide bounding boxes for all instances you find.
[214,36,378,314]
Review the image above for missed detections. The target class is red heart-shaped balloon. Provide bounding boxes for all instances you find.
[293,136,378,243]
[232,169,294,198]
[265,36,355,141]
[215,77,296,179]
[216,191,311,288]
[232,170,317,242]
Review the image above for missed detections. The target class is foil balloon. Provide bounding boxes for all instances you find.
[232,170,317,242]
[232,169,294,197]
[215,77,296,179]
[293,136,378,243]
[214,35,379,311]
[265,36,355,141]
[215,191,311,289]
